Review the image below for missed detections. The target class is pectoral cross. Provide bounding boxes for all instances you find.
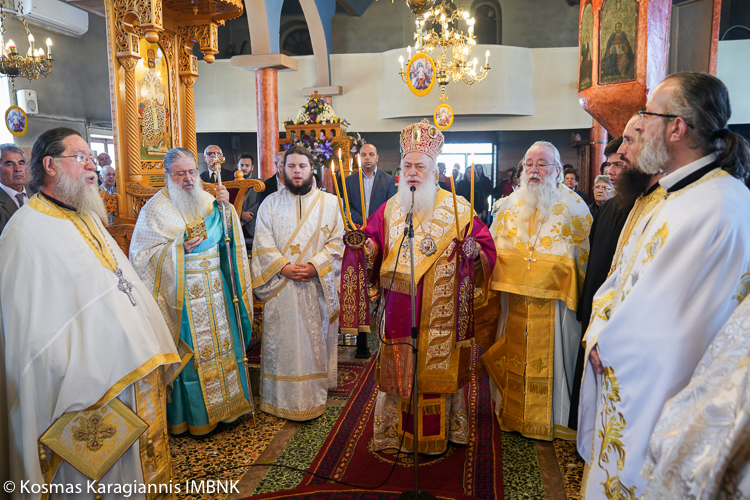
[526,249,537,270]
[114,267,137,306]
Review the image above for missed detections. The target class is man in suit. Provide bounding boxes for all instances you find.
[256,151,284,208]
[200,145,235,183]
[0,143,29,234]
[238,153,260,249]
[100,165,117,194]
[344,144,396,226]
[344,143,396,359]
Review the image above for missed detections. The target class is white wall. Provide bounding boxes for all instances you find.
[717,40,750,125]
[195,45,593,134]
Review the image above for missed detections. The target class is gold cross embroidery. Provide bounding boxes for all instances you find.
[190,283,203,299]
[290,244,301,255]
[526,250,537,270]
[321,225,332,238]
[72,414,117,452]
[531,358,548,373]
[199,258,211,270]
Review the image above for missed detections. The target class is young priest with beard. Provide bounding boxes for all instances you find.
[251,146,345,421]
[569,116,664,429]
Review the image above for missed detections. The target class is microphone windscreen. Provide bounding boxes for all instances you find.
[410,185,416,192]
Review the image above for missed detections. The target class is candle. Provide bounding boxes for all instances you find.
[330,160,351,231]
[485,50,490,66]
[338,155,357,229]
[468,157,475,235]
[28,34,34,53]
[448,173,462,241]
[46,38,51,58]
[357,154,366,230]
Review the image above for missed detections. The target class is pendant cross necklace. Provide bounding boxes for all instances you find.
[81,215,137,307]
[526,249,537,270]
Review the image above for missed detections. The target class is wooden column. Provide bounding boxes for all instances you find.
[118,56,143,182]
[181,76,198,160]
[256,68,279,181]
[590,120,608,191]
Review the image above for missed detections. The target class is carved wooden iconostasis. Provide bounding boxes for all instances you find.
[103,0,242,219]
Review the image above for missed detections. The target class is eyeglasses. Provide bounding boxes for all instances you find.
[56,153,98,166]
[170,169,198,178]
[638,110,694,129]
[621,137,637,145]
[523,161,555,170]
[594,185,612,192]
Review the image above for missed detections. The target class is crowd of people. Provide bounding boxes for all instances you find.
[1,71,749,498]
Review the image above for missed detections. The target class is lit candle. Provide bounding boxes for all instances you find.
[399,55,404,71]
[357,154,366,230]
[447,173,462,241]
[485,50,490,66]
[407,45,412,59]
[27,33,34,53]
[46,38,51,58]
[469,156,475,234]
[330,160,351,230]
[338,154,356,229]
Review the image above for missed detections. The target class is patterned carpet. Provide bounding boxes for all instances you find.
[554,439,585,499]
[500,432,546,500]
[169,408,286,500]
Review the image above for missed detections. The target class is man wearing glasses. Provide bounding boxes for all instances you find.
[578,72,750,499]
[130,147,255,436]
[486,140,592,442]
[0,127,180,493]
[200,144,235,183]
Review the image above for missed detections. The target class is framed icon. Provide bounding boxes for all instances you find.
[434,103,454,130]
[406,53,436,97]
[6,105,28,137]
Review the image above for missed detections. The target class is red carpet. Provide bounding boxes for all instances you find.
[301,348,504,499]
[245,484,486,500]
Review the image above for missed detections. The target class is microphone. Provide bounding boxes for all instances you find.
[404,185,416,237]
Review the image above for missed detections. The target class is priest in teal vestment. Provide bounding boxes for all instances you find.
[130,147,254,435]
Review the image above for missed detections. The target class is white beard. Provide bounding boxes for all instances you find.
[636,122,671,175]
[515,169,560,241]
[56,168,108,221]
[398,175,438,219]
[166,176,213,219]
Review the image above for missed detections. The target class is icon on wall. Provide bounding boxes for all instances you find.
[6,106,28,137]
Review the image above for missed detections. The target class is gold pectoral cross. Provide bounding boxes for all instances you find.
[526,249,537,270]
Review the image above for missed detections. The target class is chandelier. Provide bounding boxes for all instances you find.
[0,0,53,82]
[398,0,490,102]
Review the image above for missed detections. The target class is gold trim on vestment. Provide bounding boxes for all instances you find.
[252,247,279,258]
[609,186,666,276]
[252,256,291,289]
[89,353,181,411]
[398,395,447,454]
[261,371,329,382]
[282,190,323,255]
[260,400,327,421]
[39,398,148,482]
[380,190,472,289]
[489,249,582,311]
[481,294,557,440]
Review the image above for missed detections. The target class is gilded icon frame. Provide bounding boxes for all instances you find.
[6,105,27,137]
[434,103,454,130]
[406,53,436,97]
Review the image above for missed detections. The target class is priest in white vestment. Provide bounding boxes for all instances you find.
[1,127,179,499]
[130,147,255,436]
[486,141,591,441]
[252,146,344,421]
[641,294,750,500]
[578,72,750,499]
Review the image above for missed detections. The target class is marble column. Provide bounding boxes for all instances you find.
[256,68,279,181]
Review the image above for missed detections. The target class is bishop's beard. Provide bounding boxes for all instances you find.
[615,165,653,209]
[515,169,560,241]
[166,176,213,218]
[637,122,671,175]
[398,174,438,220]
[55,167,108,221]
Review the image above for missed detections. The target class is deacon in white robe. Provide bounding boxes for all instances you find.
[130,147,254,436]
[578,73,750,499]
[1,128,179,499]
[486,141,591,441]
[252,146,344,421]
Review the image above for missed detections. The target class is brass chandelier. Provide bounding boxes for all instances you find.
[399,0,490,101]
[0,0,53,82]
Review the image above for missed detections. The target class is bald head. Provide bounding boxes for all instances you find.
[360,144,378,175]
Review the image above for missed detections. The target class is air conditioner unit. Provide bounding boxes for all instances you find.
[16,0,89,38]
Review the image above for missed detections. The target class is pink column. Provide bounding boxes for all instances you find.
[709,0,722,76]
[256,68,279,181]
[590,120,608,192]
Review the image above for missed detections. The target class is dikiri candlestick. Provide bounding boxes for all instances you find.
[468,157,475,235]
[448,173,462,241]
[339,157,357,229]
[330,160,353,231]
[357,154,367,230]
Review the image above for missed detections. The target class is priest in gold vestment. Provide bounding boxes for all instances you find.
[364,120,496,454]
[1,128,179,498]
[486,141,591,441]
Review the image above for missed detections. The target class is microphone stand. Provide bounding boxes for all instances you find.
[399,185,436,500]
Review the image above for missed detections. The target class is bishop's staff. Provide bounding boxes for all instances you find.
[329,149,371,336]
[208,155,257,424]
